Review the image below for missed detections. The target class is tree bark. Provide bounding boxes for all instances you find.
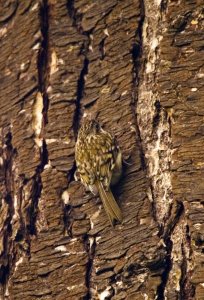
[0,0,203,299]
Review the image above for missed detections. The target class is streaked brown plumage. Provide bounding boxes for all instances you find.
[75,118,122,225]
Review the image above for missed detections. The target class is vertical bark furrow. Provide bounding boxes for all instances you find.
[138,0,204,298]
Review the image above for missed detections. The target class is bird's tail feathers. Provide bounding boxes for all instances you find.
[96,181,122,225]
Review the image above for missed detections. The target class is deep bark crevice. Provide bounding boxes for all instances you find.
[156,238,172,300]
[157,201,184,299]
[38,0,49,126]
[66,0,91,137]
[180,225,195,299]
[27,176,42,236]
[131,0,146,170]
[84,235,96,299]
[67,0,83,31]
[153,100,162,129]
[149,183,159,223]
[1,131,16,295]
[162,201,184,240]
[63,204,73,237]
[25,0,50,240]
[73,55,89,137]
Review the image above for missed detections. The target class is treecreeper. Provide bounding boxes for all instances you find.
[75,118,122,226]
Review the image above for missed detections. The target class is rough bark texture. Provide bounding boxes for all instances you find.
[0,0,203,299]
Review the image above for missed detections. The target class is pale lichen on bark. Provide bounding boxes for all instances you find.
[137,0,173,225]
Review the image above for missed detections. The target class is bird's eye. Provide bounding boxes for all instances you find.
[95,123,100,131]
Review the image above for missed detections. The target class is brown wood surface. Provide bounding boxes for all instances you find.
[0,0,203,299]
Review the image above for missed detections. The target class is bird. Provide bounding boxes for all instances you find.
[75,118,122,225]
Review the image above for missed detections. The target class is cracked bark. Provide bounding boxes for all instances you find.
[0,0,203,299]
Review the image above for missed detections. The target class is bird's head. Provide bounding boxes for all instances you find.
[79,118,101,139]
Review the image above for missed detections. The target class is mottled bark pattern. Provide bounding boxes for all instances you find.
[0,0,203,299]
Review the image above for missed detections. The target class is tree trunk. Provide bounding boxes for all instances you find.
[0,0,203,299]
